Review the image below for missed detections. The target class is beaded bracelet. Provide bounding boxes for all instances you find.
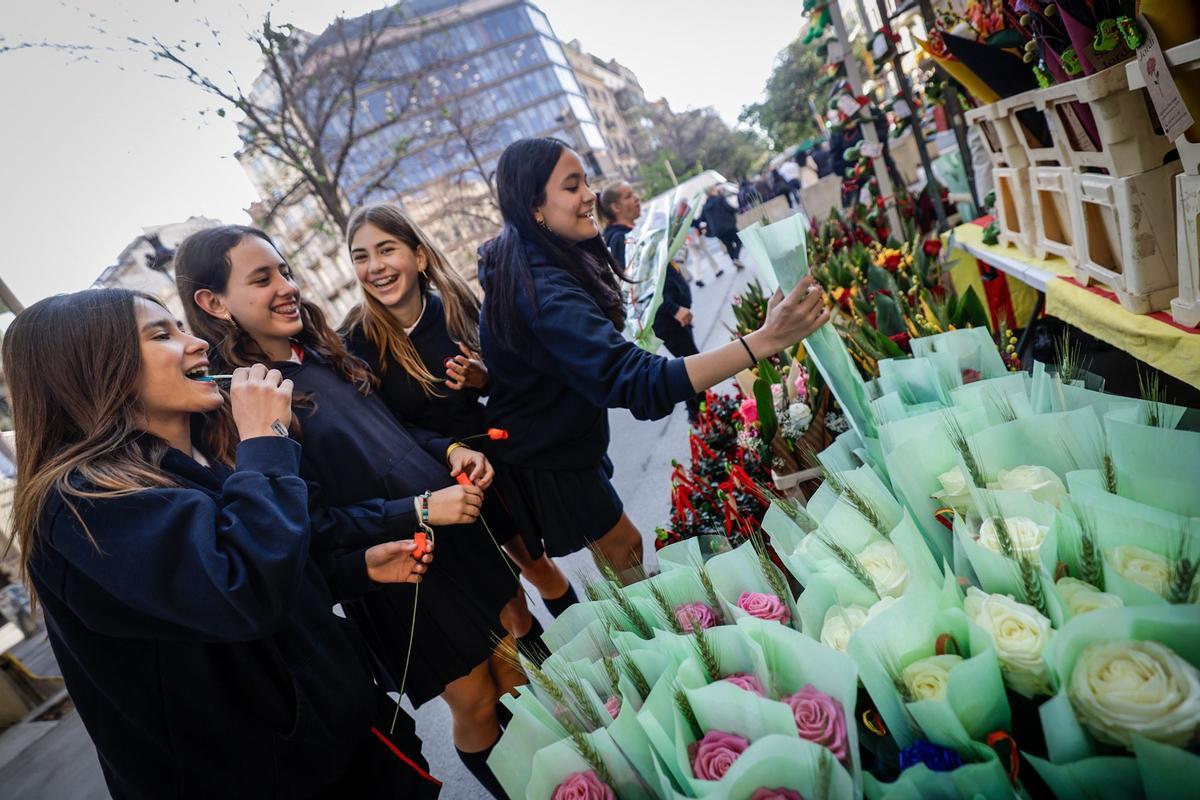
[416,490,432,524]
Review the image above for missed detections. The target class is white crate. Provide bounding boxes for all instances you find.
[1030,166,1078,264]
[1045,61,1176,177]
[1172,172,1200,326]
[1072,161,1183,313]
[994,166,1037,255]
[1000,86,1073,168]
[965,102,1028,169]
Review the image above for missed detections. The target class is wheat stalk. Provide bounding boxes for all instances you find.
[563,719,613,788]
[943,411,985,486]
[819,536,879,596]
[1102,449,1118,494]
[749,528,793,612]
[674,686,704,740]
[803,444,888,535]
[1074,508,1106,591]
[602,656,621,697]
[814,748,833,800]
[1167,532,1199,605]
[1018,555,1051,619]
[562,669,605,731]
[692,558,726,625]
[647,578,686,635]
[1138,368,1167,428]
[691,620,722,683]
[614,641,652,702]
[988,390,1018,423]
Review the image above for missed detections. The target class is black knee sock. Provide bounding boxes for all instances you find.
[515,616,547,667]
[542,584,579,617]
[457,741,506,798]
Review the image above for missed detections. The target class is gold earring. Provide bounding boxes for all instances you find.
[536,215,549,231]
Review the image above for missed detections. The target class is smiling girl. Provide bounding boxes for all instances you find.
[3,289,437,798]
[340,203,579,637]
[174,225,519,796]
[479,137,829,580]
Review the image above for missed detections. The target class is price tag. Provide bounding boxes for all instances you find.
[827,40,844,64]
[1135,14,1195,143]
[861,141,883,159]
[892,99,911,119]
[836,94,862,117]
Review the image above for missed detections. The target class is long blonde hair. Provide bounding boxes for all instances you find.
[341,204,481,396]
[2,289,233,593]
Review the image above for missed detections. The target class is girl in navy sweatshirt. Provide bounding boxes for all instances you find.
[175,225,518,796]
[479,137,830,581]
[339,203,580,631]
[2,288,438,799]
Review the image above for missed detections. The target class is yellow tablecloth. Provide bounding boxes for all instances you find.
[948,222,1200,389]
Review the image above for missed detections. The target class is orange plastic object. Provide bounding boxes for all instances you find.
[413,531,428,559]
[487,428,509,440]
[455,472,473,486]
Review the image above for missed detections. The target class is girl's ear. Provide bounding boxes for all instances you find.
[193,289,229,321]
[416,245,428,274]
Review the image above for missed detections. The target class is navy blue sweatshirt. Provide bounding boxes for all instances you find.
[31,437,385,799]
[479,239,695,471]
[344,294,486,441]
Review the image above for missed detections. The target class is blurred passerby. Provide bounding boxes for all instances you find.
[699,185,745,269]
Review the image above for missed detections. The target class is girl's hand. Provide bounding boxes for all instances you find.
[427,484,483,525]
[448,446,494,489]
[756,276,829,353]
[230,364,294,441]
[365,539,434,584]
[444,343,488,391]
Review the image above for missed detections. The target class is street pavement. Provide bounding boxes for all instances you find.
[0,236,760,799]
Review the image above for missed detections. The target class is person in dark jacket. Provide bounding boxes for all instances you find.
[176,226,518,798]
[698,184,745,268]
[2,289,438,800]
[478,137,830,580]
[340,202,579,632]
[598,186,705,423]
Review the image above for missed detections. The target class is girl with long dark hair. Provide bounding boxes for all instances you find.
[340,203,579,630]
[479,137,829,579]
[174,225,521,797]
[3,289,438,799]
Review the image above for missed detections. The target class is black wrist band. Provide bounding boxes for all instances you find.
[738,336,757,368]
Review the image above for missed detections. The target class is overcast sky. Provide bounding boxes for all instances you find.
[0,0,805,306]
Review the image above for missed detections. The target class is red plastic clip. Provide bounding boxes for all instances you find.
[487,428,509,440]
[412,531,428,560]
[455,472,473,486]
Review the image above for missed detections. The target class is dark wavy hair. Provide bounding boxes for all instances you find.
[174,225,376,395]
[479,137,626,352]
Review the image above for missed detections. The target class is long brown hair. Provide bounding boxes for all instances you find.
[340,204,481,396]
[173,225,377,396]
[2,289,233,592]
[596,181,632,229]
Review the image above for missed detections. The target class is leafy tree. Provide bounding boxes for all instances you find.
[740,38,826,149]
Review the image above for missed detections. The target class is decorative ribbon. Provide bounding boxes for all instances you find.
[986,730,1020,785]
[862,709,887,736]
[935,633,961,656]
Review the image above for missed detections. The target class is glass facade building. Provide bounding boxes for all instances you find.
[323,0,611,204]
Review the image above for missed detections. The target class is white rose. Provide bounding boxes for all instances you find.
[964,586,1054,697]
[1106,545,1170,596]
[1070,640,1200,749]
[902,654,964,702]
[1055,577,1124,617]
[989,465,1067,509]
[820,604,870,652]
[978,516,1047,559]
[932,466,974,514]
[858,540,911,598]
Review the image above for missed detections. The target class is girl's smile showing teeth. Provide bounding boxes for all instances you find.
[371,275,399,289]
[271,300,300,317]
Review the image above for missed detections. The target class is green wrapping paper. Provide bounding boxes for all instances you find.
[655,535,733,573]
[878,357,954,407]
[1106,415,1200,517]
[909,327,1009,380]
[623,567,729,633]
[526,728,657,799]
[847,572,1012,752]
[879,406,988,457]
[1032,606,1200,799]
[706,735,854,800]
[704,541,801,630]
[738,214,876,440]
[948,372,1030,414]
[795,570,880,645]
[760,501,817,556]
[863,758,1016,800]
[967,407,1105,484]
[818,429,867,474]
[673,681,802,796]
[491,686,568,797]
[736,616,864,795]
[953,489,1062,624]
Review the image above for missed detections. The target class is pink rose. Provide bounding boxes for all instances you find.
[750,789,804,800]
[739,397,759,424]
[605,695,621,719]
[794,367,809,400]
[782,684,849,764]
[675,602,719,632]
[961,368,981,384]
[723,672,767,696]
[552,770,615,800]
[737,591,792,624]
[688,730,750,781]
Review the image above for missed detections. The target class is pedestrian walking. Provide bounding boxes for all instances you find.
[477,137,830,581]
[176,226,518,798]
[698,184,745,268]
[3,289,439,799]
